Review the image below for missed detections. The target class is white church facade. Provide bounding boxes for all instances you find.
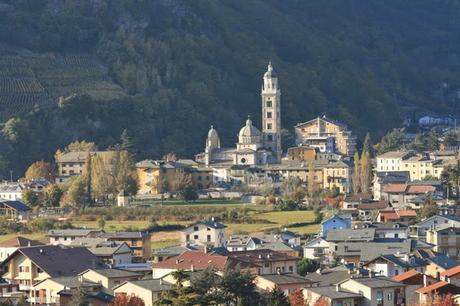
[195,62,282,167]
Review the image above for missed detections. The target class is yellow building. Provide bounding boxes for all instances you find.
[294,116,357,157]
[286,146,317,161]
[113,279,173,306]
[78,269,142,293]
[99,232,151,262]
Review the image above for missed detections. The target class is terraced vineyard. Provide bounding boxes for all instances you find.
[0,46,126,122]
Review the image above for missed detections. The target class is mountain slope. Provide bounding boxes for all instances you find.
[1,0,460,177]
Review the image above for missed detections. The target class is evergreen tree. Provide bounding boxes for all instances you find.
[360,151,371,194]
[120,129,135,155]
[362,132,374,157]
[352,152,361,193]
[265,287,290,306]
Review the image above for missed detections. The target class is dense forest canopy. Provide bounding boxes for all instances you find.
[1,0,460,178]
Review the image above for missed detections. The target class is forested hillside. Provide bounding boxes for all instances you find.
[1,0,460,178]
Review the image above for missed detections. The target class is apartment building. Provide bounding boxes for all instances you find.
[426,224,460,258]
[181,218,226,248]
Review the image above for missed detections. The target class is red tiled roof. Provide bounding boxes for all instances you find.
[406,185,436,194]
[416,281,449,294]
[0,236,43,247]
[441,265,460,277]
[392,269,421,282]
[383,184,407,193]
[397,210,417,217]
[379,211,399,220]
[153,251,228,271]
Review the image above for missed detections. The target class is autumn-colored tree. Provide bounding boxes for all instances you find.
[25,160,55,181]
[360,151,372,193]
[43,184,63,207]
[288,289,305,306]
[314,297,330,306]
[22,189,41,207]
[352,152,361,193]
[163,152,178,162]
[66,140,97,152]
[110,294,145,306]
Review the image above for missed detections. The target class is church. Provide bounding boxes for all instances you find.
[195,62,282,166]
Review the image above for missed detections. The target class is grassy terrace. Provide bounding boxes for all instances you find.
[0,200,322,252]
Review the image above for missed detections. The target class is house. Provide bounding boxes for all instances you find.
[0,237,43,262]
[47,229,103,246]
[440,265,460,286]
[392,270,425,306]
[303,285,363,306]
[0,183,24,201]
[326,228,376,243]
[260,241,301,258]
[31,276,102,304]
[286,146,318,161]
[152,251,229,279]
[425,255,460,279]
[0,245,104,295]
[357,201,390,221]
[58,290,114,306]
[358,222,409,240]
[227,249,298,275]
[303,237,330,264]
[180,218,226,248]
[372,171,410,201]
[226,235,264,252]
[305,265,354,286]
[79,269,142,293]
[0,200,30,220]
[320,215,352,238]
[410,215,460,241]
[417,281,460,304]
[99,232,151,262]
[426,224,460,258]
[69,238,133,266]
[381,183,440,208]
[55,150,117,184]
[294,116,357,157]
[113,279,173,306]
[338,277,406,306]
[152,245,196,263]
[377,210,417,223]
[255,273,317,295]
[363,255,426,277]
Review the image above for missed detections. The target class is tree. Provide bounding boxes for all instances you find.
[418,196,438,221]
[313,297,329,306]
[352,152,361,194]
[442,161,460,201]
[113,150,138,195]
[375,128,405,154]
[297,258,320,276]
[43,184,63,207]
[163,152,178,162]
[180,186,198,202]
[170,270,189,288]
[443,130,460,148]
[362,132,374,157]
[84,151,92,206]
[282,177,306,202]
[120,129,135,155]
[69,287,89,306]
[25,160,55,181]
[91,154,112,203]
[313,206,323,223]
[97,216,106,230]
[66,140,97,152]
[307,163,316,196]
[61,176,86,210]
[265,286,290,306]
[22,189,40,207]
[220,267,261,306]
[110,294,145,306]
[360,151,371,194]
[288,289,305,306]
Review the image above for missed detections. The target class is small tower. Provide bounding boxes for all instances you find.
[205,125,220,166]
[261,61,282,163]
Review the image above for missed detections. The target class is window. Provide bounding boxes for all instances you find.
[207,235,211,242]
[267,135,273,141]
[267,112,272,118]
[289,266,293,272]
[264,263,270,268]
[267,123,272,130]
[194,235,199,239]
[388,292,393,301]
[186,234,190,241]
[194,226,199,231]
[376,291,384,305]
[266,100,272,107]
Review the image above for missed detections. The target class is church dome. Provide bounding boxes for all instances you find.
[264,61,277,78]
[238,116,262,144]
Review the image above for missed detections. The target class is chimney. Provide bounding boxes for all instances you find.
[39,249,44,254]
[159,279,163,285]
[191,264,195,272]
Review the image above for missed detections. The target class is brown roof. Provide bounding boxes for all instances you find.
[379,211,399,220]
[397,210,417,217]
[416,281,449,294]
[383,183,407,193]
[0,236,43,247]
[357,201,389,210]
[406,185,436,194]
[153,251,228,271]
[392,270,421,282]
[441,265,460,277]
[227,249,298,265]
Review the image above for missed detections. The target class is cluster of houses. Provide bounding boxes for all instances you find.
[1,209,460,305]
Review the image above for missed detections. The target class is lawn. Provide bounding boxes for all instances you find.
[0,233,47,244]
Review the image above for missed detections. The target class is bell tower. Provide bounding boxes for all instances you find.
[261,61,281,163]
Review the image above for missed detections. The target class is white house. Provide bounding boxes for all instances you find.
[181,218,226,248]
[303,237,330,264]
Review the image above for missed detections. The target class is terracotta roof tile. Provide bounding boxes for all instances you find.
[441,265,460,277]
[0,236,43,247]
[392,269,421,282]
[397,210,417,217]
[153,251,228,271]
[383,184,407,193]
[406,185,436,194]
[416,281,449,294]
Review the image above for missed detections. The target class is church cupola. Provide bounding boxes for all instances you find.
[263,61,279,92]
[206,125,220,149]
